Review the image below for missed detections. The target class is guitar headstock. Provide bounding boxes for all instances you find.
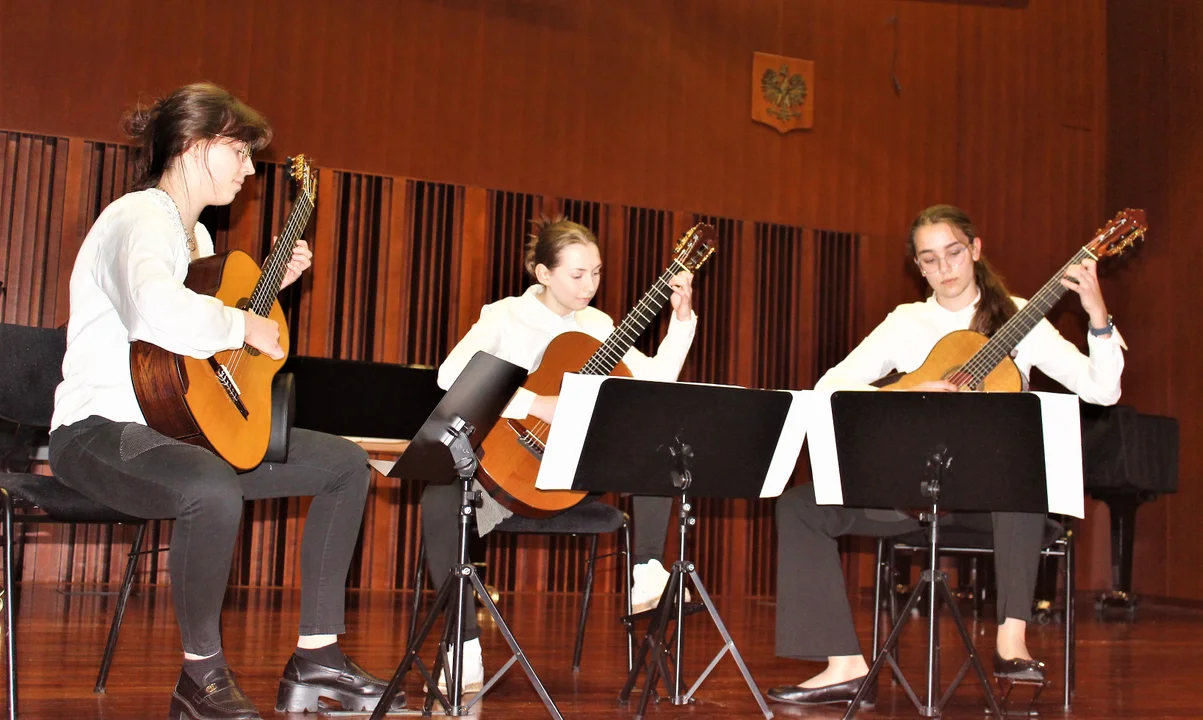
[1087,208,1146,260]
[673,223,718,272]
[287,154,317,203]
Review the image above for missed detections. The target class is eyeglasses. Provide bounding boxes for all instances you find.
[915,243,971,274]
[214,135,253,163]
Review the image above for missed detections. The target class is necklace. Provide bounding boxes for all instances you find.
[152,187,198,253]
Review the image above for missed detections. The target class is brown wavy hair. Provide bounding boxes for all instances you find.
[907,204,1017,337]
[524,215,599,279]
[122,82,272,191]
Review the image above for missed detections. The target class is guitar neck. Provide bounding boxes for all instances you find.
[962,246,1095,383]
[245,193,314,318]
[580,258,689,375]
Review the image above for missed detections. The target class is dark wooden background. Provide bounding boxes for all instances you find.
[0,0,1195,601]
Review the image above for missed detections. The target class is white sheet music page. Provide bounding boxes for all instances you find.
[535,373,606,491]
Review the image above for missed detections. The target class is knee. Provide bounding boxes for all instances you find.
[179,475,244,527]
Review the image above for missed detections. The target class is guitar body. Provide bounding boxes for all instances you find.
[877,329,1024,392]
[476,331,634,517]
[130,250,290,471]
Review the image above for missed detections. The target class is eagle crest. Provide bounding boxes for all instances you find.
[761,65,808,123]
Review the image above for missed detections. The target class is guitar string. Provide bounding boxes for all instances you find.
[224,192,313,381]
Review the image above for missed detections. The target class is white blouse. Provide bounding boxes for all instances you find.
[438,284,698,418]
[52,189,246,431]
[815,293,1125,405]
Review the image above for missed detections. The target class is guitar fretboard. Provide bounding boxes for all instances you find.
[246,192,315,318]
[959,246,1096,387]
[579,258,691,375]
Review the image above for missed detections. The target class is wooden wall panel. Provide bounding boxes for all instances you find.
[1103,0,1203,601]
[7,0,1185,602]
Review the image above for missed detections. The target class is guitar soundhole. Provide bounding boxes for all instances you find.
[234,297,261,356]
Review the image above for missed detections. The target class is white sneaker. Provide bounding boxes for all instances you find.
[434,637,484,694]
[631,559,691,614]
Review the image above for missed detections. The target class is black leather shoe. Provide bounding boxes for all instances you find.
[766,675,877,707]
[993,652,1046,682]
[275,653,406,713]
[168,666,261,720]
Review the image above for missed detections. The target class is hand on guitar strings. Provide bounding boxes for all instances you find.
[668,271,694,321]
[243,312,285,360]
[898,379,961,393]
[280,238,313,289]
[1060,257,1109,330]
[529,395,559,425]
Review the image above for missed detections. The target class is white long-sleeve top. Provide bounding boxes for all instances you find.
[815,293,1125,405]
[438,284,697,418]
[51,189,247,431]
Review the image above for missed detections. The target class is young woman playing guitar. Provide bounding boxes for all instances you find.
[48,83,401,720]
[424,216,697,692]
[766,204,1127,708]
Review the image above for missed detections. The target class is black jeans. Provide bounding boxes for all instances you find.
[420,485,672,641]
[775,483,1045,660]
[49,416,371,656]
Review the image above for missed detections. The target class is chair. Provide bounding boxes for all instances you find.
[871,517,1076,710]
[409,501,633,672]
[0,322,165,720]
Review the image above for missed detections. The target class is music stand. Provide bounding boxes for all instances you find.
[367,351,564,720]
[826,391,1053,720]
[544,376,802,720]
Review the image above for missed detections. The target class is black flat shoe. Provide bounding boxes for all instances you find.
[168,666,261,720]
[275,653,406,713]
[766,675,877,707]
[993,651,1046,682]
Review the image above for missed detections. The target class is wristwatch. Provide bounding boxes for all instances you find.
[1088,314,1114,337]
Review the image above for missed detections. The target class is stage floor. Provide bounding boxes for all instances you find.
[10,584,1201,719]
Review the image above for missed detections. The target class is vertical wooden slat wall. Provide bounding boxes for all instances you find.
[4,133,868,598]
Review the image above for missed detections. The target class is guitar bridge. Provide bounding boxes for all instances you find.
[506,420,545,461]
[208,357,250,419]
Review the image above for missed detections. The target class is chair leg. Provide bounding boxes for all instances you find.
[622,518,633,672]
[94,523,147,693]
[408,537,426,649]
[2,490,17,720]
[572,534,600,672]
[1063,532,1076,709]
[871,539,885,662]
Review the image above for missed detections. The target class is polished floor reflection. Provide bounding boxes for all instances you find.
[9,583,1201,719]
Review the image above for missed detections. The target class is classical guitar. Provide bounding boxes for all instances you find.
[477,223,719,517]
[879,208,1146,392]
[130,156,317,470]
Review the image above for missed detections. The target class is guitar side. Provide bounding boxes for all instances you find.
[877,329,1024,392]
[477,331,633,517]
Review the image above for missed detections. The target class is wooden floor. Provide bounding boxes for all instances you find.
[9,583,1203,719]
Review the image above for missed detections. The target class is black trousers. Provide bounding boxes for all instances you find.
[49,416,371,656]
[421,484,672,641]
[775,483,1045,661]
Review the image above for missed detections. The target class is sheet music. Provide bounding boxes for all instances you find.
[807,389,1086,518]
[536,374,807,498]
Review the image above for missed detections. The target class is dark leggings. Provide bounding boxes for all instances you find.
[49,416,370,656]
[420,485,673,641]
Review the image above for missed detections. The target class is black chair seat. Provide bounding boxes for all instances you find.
[892,517,1065,551]
[0,473,143,524]
[493,501,626,536]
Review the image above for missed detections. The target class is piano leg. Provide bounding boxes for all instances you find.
[1093,492,1146,619]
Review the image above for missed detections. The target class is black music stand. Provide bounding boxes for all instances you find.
[547,377,799,720]
[366,351,564,720]
[825,391,1055,720]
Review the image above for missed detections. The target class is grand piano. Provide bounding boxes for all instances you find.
[281,358,1180,617]
[1081,403,1179,615]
